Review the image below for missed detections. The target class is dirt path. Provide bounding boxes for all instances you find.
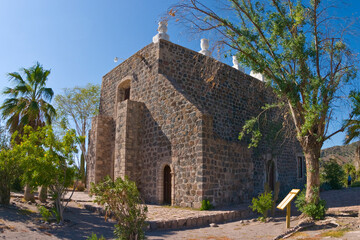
[0,202,115,240]
[1,187,360,240]
[147,187,360,240]
[147,217,301,240]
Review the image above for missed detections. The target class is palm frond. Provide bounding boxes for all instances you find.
[37,87,54,101]
[7,72,25,85]
[1,62,55,133]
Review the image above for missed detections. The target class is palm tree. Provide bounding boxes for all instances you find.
[0,62,56,135]
[0,62,56,201]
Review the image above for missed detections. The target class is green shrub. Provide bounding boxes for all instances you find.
[10,177,24,192]
[37,206,52,222]
[295,188,327,220]
[87,233,106,240]
[200,199,213,211]
[320,182,332,192]
[249,192,273,222]
[321,160,345,190]
[90,176,148,240]
[351,181,360,188]
[51,208,61,223]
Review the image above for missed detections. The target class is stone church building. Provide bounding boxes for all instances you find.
[87,23,305,208]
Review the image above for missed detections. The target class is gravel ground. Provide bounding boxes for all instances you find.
[1,188,360,240]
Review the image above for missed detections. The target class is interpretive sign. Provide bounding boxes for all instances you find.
[277,189,300,228]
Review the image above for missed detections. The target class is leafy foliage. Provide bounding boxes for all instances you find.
[54,84,100,182]
[11,126,78,222]
[321,160,345,190]
[343,163,356,182]
[37,206,52,222]
[200,199,214,211]
[87,233,106,240]
[345,91,360,144]
[0,62,56,135]
[90,176,148,240]
[172,0,358,206]
[295,188,326,220]
[249,192,273,222]
[0,121,21,204]
[351,181,360,188]
[0,144,22,204]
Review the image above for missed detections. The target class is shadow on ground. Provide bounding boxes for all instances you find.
[0,204,115,240]
[321,187,360,209]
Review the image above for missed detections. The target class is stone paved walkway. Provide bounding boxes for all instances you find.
[83,201,252,230]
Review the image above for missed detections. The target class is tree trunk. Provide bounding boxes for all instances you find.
[39,185,47,203]
[55,194,64,223]
[24,184,35,202]
[302,142,322,204]
[0,175,10,205]
[80,150,85,183]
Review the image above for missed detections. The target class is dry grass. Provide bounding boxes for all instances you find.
[187,237,233,240]
[320,228,349,238]
[0,224,16,232]
[18,209,35,215]
[295,237,320,240]
[288,231,310,238]
[38,225,50,230]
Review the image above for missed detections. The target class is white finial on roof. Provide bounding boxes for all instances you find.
[232,56,244,72]
[250,70,265,82]
[153,21,170,43]
[199,38,211,57]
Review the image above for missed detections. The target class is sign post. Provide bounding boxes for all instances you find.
[277,189,300,228]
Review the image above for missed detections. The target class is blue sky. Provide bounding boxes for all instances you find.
[0,0,359,149]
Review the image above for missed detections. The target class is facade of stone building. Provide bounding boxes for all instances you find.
[87,39,305,208]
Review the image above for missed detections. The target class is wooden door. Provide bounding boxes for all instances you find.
[163,165,171,205]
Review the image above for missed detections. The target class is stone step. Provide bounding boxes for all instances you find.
[83,203,254,230]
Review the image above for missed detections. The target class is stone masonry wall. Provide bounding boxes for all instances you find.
[157,41,270,206]
[157,40,304,204]
[114,100,144,184]
[97,41,205,206]
[92,39,304,207]
[86,115,115,187]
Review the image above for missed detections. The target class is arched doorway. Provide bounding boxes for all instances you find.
[266,160,276,191]
[163,165,172,205]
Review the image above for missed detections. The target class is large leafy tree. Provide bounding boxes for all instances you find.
[54,84,100,183]
[0,62,56,201]
[0,62,56,135]
[0,120,16,204]
[11,126,78,222]
[171,0,358,204]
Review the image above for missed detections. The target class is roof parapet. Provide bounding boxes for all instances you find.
[153,21,170,43]
[250,70,265,82]
[198,38,211,57]
[232,56,244,72]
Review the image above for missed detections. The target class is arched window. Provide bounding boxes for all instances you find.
[116,79,131,103]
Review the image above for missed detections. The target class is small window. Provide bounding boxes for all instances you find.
[297,156,305,178]
[116,79,131,103]
[124,87,130,100]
